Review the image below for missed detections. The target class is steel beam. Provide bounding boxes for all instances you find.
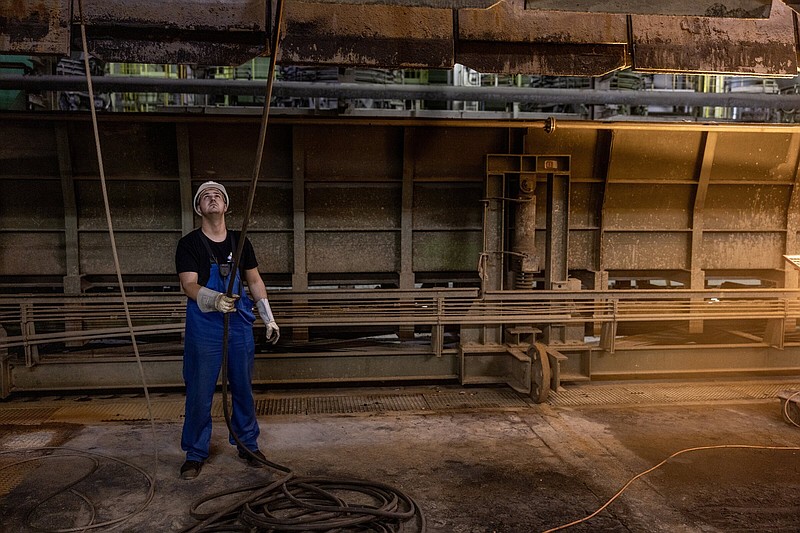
[457,0,629,76]
[281,2,453,68]
[0,0,70,55]
[525,0,773,18]
[631,0,797,76]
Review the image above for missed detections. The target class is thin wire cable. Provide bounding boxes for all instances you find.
[541,443,800,532]
[0,447,156,532]
[783,389,800,428]
[75,0,157,527]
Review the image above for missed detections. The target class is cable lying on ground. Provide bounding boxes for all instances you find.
[541,442,800,532]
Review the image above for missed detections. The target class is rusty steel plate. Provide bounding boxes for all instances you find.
[631,0,797,76]
[0,0,70,55]
[78,0,269,65]
[281,3,453,68]
[525,0,773,18]
[291,0,498,6]
[457,0,629,75]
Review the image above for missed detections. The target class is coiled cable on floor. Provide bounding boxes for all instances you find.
[181,1,425,531]
[0,447,155,532]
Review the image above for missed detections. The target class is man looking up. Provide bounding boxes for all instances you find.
[175,181,279,480]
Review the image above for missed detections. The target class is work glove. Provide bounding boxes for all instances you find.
[197,286,239,313]
[257,298,280,344]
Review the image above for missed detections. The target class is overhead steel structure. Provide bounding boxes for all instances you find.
[3,1,800,400]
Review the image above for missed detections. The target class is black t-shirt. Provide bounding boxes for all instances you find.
[175,229,258,287]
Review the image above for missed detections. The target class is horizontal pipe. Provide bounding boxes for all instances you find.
[4,75,800,109]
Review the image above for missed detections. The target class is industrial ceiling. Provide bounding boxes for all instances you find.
[2,0,800,76]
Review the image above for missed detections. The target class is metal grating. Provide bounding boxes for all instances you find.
[0,464,34,497]
[0,408,58,425]
[0,430,57,449]
[254,390,527,416]
[50,402,184,422]
[423,389,530,410]
[549,382,800,407]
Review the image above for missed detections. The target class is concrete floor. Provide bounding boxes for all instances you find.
[0,380,799,532]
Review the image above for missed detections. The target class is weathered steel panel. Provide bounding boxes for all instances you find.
[306,185,401,229]
[306,232,399,272]
[631,0,797,75]
[75,181,181,230]
[525,129,600,181]
[710,132,797,182]
[78,0,268,65]
[301,126,403,181]
[0,0,70,55]
[248,232,293,273]
[79,232,180,275]
[604,183,693,229]
[0,179,64,230]
[413,128,506,179]
[0,234,65,276]
[413,231,482,271]
[704,184,790,231]
[413,183,483,230]
[570,183,602,228]
[68,122,178,179]
[239,185,293,231]
[525,0,772,18]
[457,0,628,75]
[0,123,58,177]
[607,130,704,182]
[604,231,690,270]
[460,0,627,43]
[568,230,597,271]
[189,123,293,181]
[701,231,785,269]
[281,3,453,68]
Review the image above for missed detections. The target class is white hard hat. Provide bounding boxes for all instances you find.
[193,181,229,216]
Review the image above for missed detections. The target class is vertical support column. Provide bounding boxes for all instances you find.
[594,130,612,336]
[0,325,9,398]
[57,124,84,350]
[689,131,716,334]
[57,124,81,294]
[544,172,570,289]
[512,174,537,289]
[483,173,505,294]
[22,303,38,366]
[292,127,308,291]
[292,127,309,341]
[399,128,415,340]
[465,171,504,345]
[782,133,800,333]
[400,127,414,290]
[544,170,571,344]
[176,123,195,235]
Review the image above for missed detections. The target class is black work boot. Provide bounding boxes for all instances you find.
[180,459,203,480]
[237,448,267,468]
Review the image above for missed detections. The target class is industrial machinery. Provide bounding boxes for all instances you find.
[3,1,800,399]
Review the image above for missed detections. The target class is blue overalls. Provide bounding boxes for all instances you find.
[181,261,259,462]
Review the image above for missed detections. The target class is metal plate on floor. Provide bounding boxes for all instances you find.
[549,382,800,406]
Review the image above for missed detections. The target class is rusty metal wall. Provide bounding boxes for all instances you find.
[2,114,800,293]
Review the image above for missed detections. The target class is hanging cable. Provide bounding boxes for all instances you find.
[73,1,160,529]
[183,0,426,531]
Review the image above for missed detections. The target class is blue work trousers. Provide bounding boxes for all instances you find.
[181,263,259,462]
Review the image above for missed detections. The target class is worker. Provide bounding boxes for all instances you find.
[175,181,280,480]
